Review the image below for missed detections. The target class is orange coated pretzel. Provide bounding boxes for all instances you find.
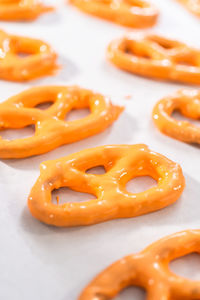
[153,89,200,144]
[69,0,158,28]
[28,144,185,227]
[0,30,58,81]
[177,0,200,17]
[107,33,200,84]
[79,229,200,299]
[0,0,54,21]
[0,86,123,158]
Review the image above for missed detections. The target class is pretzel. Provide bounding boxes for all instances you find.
[153,89,200,144]
[107,33,200,84]
[0,86,123,158]
[0,0,54,21]
[177,0,200,17]
[28,144,185,227]
[0,30,58,82]
[69,0,158,28]
[79,229,200,299]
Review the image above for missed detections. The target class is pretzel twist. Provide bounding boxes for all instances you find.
[0,0,54,21]
[0,86,123,158]
[107,33,200,84]
[153,89,200,144]
[177,0,200,17]
[0,30,58,81]
[69,0,158,28]
[79,229,200,300]
[28,144,185,227]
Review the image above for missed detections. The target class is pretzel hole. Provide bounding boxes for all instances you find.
[0,125,35,140]
[35,102,54,110]
[125,44,151,59]
[148,37,175,50]
[126,176,157,194]
[17,52,30,58]
[170,253,200,280]
[172,111,200,126]
[175,58,197,67]
[86,166,106,175]
[51,187,96,205]
[115,286,146,299]
[65,108,91,121]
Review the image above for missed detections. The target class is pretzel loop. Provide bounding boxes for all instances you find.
[69,0,158,28]
[28,144,185,227]
[107,33,200,84]
[177,0,200,17]
[0,0,54,21]
[0,86,123,158]
[153,89,200,144]
[0,30,58,81]
[79,230,200,299]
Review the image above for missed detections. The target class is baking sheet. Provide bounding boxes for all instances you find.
[1,0,200,299]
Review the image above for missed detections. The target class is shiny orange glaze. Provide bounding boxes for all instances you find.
[0,86,123,158]
[177,0,200,17]
[79,230,200,299]
[28,144,185,227]
[153,89,200,144]
[69,0,158,28]
[0,0,54,21]
[107,33,200,84]
[0,30,58,81]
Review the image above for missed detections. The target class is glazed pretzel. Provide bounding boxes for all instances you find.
[177,0,200,17]
[0,0,54,21]
[79,229,200,299]
[0,86,123,158]
[153,89,200,144]
[69,0,158,28]
[0,30,58,81]
[28,144,185,227]
[107,33,200,84]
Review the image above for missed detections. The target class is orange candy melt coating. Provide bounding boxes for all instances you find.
[79,230,200,299]
[69,0,158,28]
[0,0,54,21]
[177,0,200,17]
[0,86,123,158]
[0,30,58,82]
[28,144,185,227]
[107,33,200,84]
[153,89,200,144]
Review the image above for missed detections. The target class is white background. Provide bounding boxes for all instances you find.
[1,0,200,299]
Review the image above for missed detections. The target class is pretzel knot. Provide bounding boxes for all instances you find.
[28,144,185,227]
[153,89,200,144]
[0,0,54,21]
[0,86,123,158]
[177,0,200,17]
[79,229,200,299]
[69,0,158,28]
[107,33,200,84]
[0,30,58,82]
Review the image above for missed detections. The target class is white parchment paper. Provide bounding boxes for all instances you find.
[0,0,200,299]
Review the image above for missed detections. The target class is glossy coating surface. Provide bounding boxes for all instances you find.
[177,0,200,17]
[0,86,123,158]
[69,0,158,28]
[153,89,200,144]
[28,144,185,227]
[0,30,58,81]
[0,0,54,21]
[107,33,200,84]
[79,229,200,299]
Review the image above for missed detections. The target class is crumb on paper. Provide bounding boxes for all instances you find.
[124,95,132,100]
